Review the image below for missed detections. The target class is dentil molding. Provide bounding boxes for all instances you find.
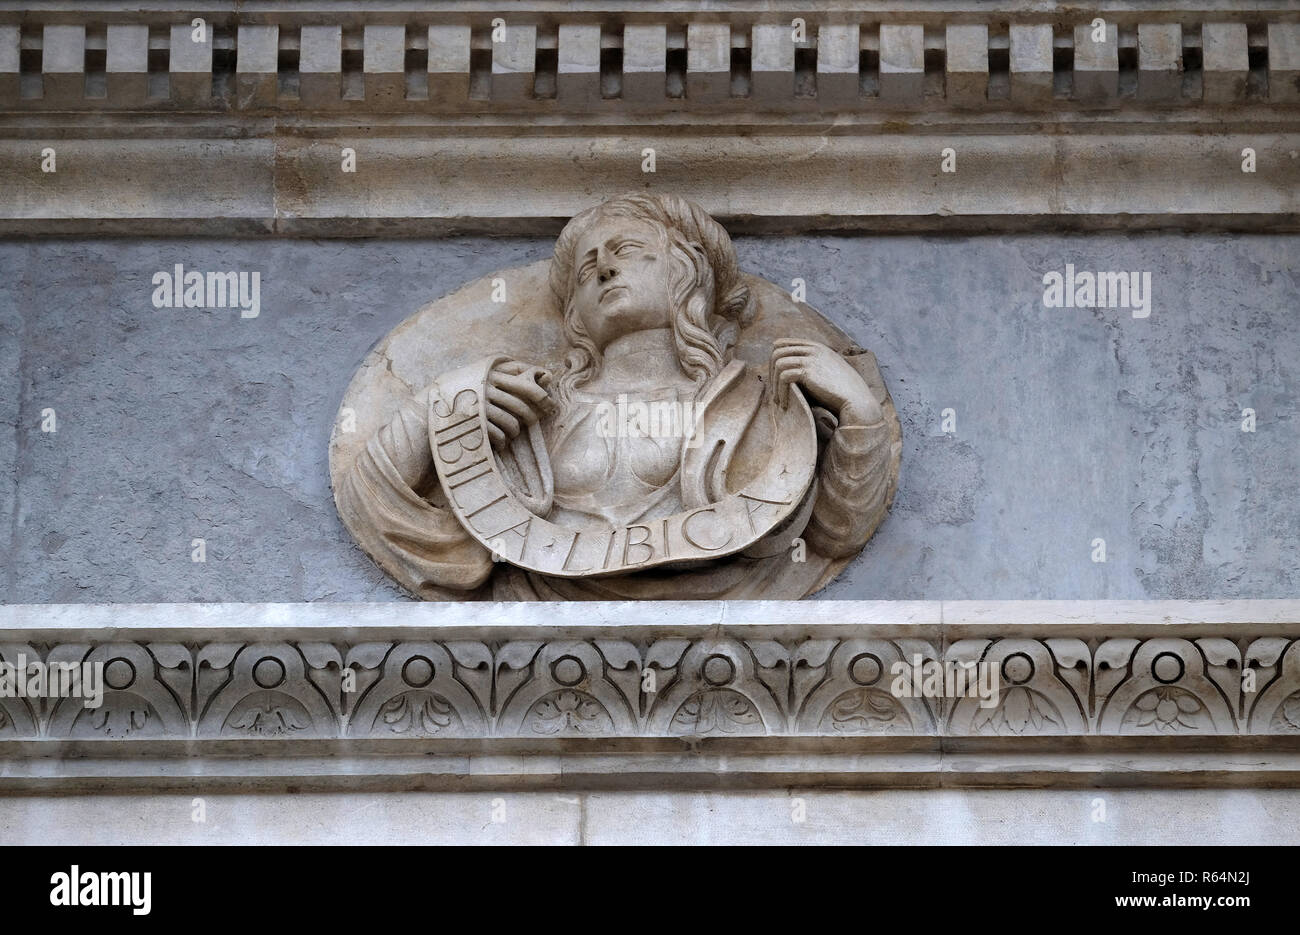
[0,1,1298,233]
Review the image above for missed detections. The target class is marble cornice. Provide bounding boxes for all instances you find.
[0,2,1298,232]
[3,601,1300,791]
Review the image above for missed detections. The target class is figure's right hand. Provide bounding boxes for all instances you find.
[485,359,553,449]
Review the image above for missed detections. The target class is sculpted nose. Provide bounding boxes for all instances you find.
[596,245,621,284]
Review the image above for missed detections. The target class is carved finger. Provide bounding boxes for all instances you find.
[772,356,810,377]
[770,348,814,364]
[777,366,806,407]
[769,348,812,388]
[486,421,507,449]
[490,370,551,406]
[494,359,529,376]
[773,339,820,357]
[486,403,522,440]
[770,349,814,371]
[488,386,540,425]
[771,341,814,354]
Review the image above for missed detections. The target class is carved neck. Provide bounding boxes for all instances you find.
[595,328,684,390]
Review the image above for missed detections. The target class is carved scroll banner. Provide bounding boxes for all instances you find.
[429,356,818,577]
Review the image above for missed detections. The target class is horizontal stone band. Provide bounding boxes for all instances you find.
[5,601,1299,789]
[3,3,1297,234]
[1,131,1297,235]
[2,599,1298,736]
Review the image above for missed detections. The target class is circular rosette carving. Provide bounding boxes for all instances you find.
[796,639,936,735]
[47,643,189,739]
[496,641,634,736]
[198,643,338,738]
[1098,639,1236,735]
[649,639,782,736]
[947,640,1087,736]
[348,642,484,737]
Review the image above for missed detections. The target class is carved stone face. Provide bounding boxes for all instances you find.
[569,215,674,350]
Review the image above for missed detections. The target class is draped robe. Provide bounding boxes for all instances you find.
[336,350,897,600]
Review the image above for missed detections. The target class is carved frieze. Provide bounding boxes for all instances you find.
[4,619,1297,740]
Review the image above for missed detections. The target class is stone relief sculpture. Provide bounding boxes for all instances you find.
[330,193,902,600]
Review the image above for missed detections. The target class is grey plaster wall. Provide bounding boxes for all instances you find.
[0,234,1296,603]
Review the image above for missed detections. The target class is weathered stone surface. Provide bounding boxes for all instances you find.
[557,24,600,105]
[2,0,1298,848]
[0,130,1297,235]
[8,788,1300,845]
[686,23,730,102]
[427,25,470,104]
[0,139,275,232]
[580,789,1300,846]
[1203,23,1250,104]
[0,25,16,102]
[236,25,279,108]
[1138,23,1183,103]
[623,24,667,104]
[1271,23,1300,103]
[106,24,149,105]
[945,24,988,107]
[1,232,1297,602]
[169,22,213,105]
[3,6,1300,115]
[492,24,536,101]
[299,24,342,108]
[816,24,859,107]
[363,24,406,105]
[0,255,19,597]
[879,25,924,106]
[41,24,85,105]
[1073,22,1118,104]
[1009,24,1053,106]
[751,24,794,103]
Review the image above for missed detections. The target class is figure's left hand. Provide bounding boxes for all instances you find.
[770,339,883,425]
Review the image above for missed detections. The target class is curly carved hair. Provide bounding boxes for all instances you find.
[548,192,755,405]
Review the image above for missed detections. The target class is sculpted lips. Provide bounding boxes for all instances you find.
[600,284,628,303]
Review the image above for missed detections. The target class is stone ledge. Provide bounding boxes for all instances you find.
[7,788,1300,845]
[0,131,1297,234]
[3,750,1300,793]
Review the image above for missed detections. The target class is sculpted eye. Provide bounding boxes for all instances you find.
[614,241,642,257]
[577,260,596,283]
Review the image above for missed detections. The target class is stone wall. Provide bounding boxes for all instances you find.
[3,233,1296,603]
[4,0,1300,846]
